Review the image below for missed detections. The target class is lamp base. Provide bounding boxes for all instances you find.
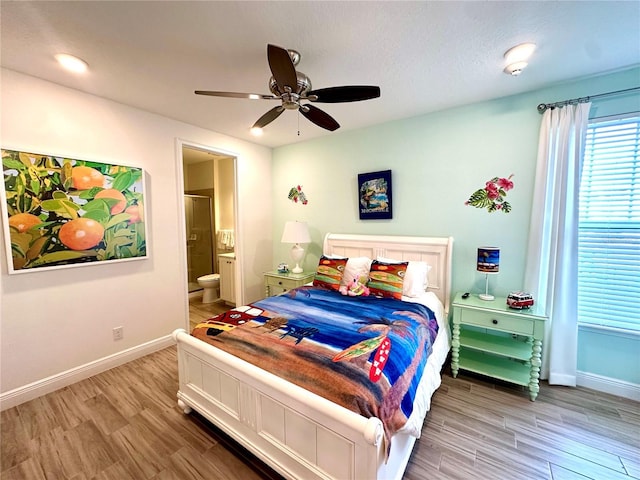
[479,293,495,301]
[290,244,305,274]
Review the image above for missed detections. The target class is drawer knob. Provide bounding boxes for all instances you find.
[278,281,283,285]
[492,319,498,325]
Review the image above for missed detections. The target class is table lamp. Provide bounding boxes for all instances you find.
[281,221,311,273]
[477,247,499,301]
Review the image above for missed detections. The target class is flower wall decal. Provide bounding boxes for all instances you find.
[288,185,308,205]
[465,175,514,213]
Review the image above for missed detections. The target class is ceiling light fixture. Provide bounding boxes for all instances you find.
[503,42,536,76]
[504,61,528,76]
[250,127,263,136]
[55,53,88,73]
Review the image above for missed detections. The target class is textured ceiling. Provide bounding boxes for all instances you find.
[2,1,639,148]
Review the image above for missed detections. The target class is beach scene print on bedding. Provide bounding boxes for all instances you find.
[191,286,439,445]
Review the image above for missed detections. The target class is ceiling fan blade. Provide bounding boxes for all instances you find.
[253,106,285,129]
[195,90,275,100]
[267,44,298,93]
[307,86,381,103]
[300,104,340,131]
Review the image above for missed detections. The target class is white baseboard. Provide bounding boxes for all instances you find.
[0,335,174,411]
[577,370,640,401]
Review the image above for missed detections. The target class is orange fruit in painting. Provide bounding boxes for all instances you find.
[124,204,143,224]
[59,218,105,251]
[95,189,126,214]
[71,166,104,190]
[8,213,41,233]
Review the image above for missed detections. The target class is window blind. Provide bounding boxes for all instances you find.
[578,114,640,331]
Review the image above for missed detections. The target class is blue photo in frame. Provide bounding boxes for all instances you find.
[358,170,392,220]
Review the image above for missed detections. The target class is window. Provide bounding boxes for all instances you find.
[578,113,640,331]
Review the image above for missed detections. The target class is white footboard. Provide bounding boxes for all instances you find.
[173,328,414,480]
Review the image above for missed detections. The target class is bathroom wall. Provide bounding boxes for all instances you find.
[214,157,236,253]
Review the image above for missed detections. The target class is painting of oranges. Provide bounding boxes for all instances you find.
[1,148,147,273]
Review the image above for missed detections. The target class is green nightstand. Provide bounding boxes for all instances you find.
[264,271,315,297]
[451,292,548,401]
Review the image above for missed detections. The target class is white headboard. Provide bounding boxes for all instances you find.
[323,233,454,314]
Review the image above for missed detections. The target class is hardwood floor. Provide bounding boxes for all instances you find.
[408,371,640,480]
[2,297,638,479]
[187,294,231,332]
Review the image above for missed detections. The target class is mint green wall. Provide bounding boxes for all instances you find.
[272,66,640,386]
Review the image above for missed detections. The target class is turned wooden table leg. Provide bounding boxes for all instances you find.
[529,338,542,401]
[451,322,460,378]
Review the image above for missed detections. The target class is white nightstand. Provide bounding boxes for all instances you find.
[263,271,315,297]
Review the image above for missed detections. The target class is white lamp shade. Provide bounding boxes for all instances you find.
[281,221,311,244]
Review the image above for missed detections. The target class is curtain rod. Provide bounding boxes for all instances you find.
[536,86,640,114]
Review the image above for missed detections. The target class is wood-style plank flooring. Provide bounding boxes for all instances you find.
[2,296,638,479]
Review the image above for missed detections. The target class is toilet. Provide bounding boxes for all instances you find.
[197,273,220,303]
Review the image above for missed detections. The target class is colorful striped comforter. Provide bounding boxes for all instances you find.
[191,286,439,446]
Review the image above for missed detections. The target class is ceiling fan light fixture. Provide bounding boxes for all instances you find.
[195,44,380,132]
[250,127,263,136]
[55,53,88,73]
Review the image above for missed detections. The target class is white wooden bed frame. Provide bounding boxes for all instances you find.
[173,233,453,480]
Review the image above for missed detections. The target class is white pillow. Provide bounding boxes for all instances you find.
[377,256,431,297]
[341,257,373,287]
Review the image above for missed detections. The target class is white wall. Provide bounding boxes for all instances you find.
[0,69,273,405]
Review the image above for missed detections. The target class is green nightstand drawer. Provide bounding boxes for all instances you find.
[263,271,315,297]
[460,309,534,335]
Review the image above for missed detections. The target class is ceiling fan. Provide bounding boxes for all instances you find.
[195,44,381,132]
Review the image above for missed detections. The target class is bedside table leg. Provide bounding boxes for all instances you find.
[451,322,460,378]
[529,338,542,401]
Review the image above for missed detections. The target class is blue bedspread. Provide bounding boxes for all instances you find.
[191,286,438,443]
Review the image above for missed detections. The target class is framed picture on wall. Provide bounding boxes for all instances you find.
[1,148,148,274]
[357,169,392,220]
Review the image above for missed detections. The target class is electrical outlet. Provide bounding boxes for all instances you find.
[113,326,124,341]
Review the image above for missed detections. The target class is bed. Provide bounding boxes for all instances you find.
[172,233,453,480]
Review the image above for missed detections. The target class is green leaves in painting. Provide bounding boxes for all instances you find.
[2,149,147,271]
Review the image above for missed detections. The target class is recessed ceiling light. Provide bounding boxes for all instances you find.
[250,127,263,136]
[55,53,88,73]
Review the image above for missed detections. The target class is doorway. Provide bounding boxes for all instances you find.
[179,141,239,327]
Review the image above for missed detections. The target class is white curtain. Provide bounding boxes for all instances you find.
[524,102,591,386]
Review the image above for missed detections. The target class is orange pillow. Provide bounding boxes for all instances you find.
[367,260,408,300]
[313,256,348,291]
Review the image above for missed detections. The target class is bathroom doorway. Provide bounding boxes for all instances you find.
[181,144,237,301]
